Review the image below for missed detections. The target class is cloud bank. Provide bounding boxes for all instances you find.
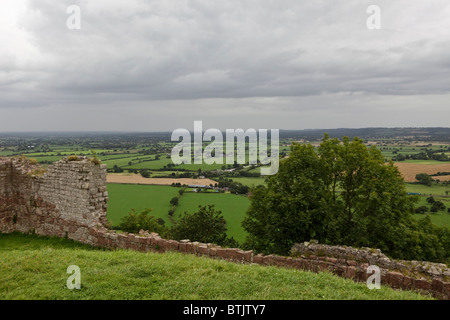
[1,0,449,131]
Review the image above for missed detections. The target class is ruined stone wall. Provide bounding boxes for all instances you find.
[79,228,450,300]
[0,156,448,300]
[0,156,108,245]
[291,241,450,281]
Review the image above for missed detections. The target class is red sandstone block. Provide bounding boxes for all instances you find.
[185,242,195,254]
[273,255,287,267]
[159,239,169,252]
[198,245,209,255]
[299,259,310,271]
[360,263,369,270]
[357,269,368,282]
[285,257,293,268]
[346,266,357,279]
[291,258,302,270]
[310,261,319,273]
[226,248,239,261]
[326,257,338,264]
[191,242,200,252]
[168,240,179,251]
[402,276,415,290]
[309,255,317,260]
[152,237,161,249]
[334,265,347,277]
[318,261,329,272]
[346,260,357,266]
[178,242,187,253]
[150,237,160,247]
[414,279,431,291]
[209,248,217,258]
[431,279,444,293]
[318,256,326,261]
[253,254,264,264]
[444,282,450,297]
[243,250,253,263]
[235,250,245,262]
[216,248,227,259]
[263,255,275,266]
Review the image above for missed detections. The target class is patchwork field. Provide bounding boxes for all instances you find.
[107,174,218,186]
[404,183,450,196]
[412,195,450,228]
[230,177,268,187]
[394,162,450,182]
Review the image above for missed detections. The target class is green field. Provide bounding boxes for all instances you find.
[412,195,450,229]
[174,193,251,243]
[231,177,268,187]
[0,233,432,300]
[106,184,251,243]
[404,183,450,196]
[401,160,449,165]
[106,184,181,226]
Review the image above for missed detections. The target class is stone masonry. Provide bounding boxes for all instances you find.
[0,156,108,245]
[0,156,448,300]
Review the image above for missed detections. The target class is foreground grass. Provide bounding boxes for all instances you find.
[0,233,433,300]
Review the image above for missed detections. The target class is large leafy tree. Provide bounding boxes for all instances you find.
[242,135,449,262]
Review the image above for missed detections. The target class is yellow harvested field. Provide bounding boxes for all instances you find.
[106,174,218,186]
[394,163,450,182]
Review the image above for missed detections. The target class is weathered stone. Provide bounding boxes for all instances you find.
[415,279,431,291]
[346,266,357,279]
[386,271,403,289]
[431,278,444,293]
[346,260,357,266]
[253,254,264,264]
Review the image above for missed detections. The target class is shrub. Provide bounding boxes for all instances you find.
[89,150,101,165]
[416,173,434,186]
[118,208,168,236]
[140,169,151,178]
[415,206,428,214]
[68,155,79,161]
[431,201,446,212]
[170,197,179,206]
[171,205,236,246]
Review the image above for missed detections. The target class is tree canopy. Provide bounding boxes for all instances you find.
[242,135,449,262]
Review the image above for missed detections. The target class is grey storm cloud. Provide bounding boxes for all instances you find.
[0,0,450,131]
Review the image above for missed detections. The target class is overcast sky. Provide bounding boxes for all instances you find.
[1,0,449,132]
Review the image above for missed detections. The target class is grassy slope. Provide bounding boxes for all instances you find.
[0,233,432,300]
